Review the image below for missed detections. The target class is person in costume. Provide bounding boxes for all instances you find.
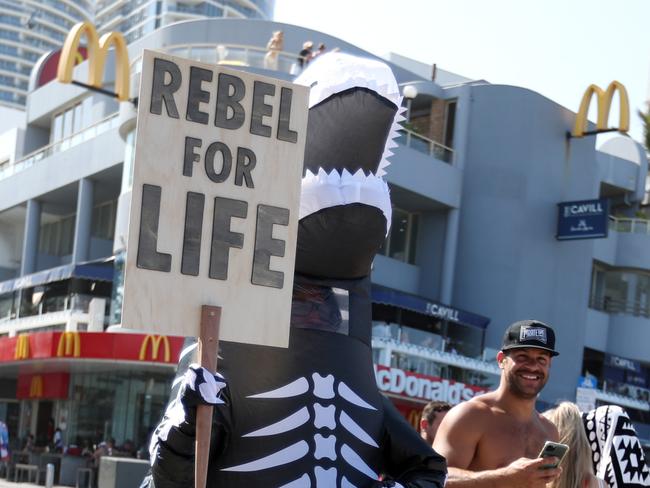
[142,52,448,488]
[582,405,650,487]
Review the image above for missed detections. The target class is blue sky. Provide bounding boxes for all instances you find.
[274,0,649,143]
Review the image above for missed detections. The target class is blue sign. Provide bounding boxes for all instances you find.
[557,198,609,240]
[371,285,490,330]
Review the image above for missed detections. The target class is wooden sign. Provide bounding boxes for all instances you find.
[121,50,308,347]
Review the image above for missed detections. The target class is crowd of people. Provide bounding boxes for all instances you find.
[415,320,650,488]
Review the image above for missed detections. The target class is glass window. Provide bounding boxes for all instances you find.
[66,370,173,451]
[589,263,650,318]
[381,208,418,264]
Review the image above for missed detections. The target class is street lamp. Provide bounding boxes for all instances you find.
[402,84,418,122]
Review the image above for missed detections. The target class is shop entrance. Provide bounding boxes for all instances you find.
[35,400,53,448]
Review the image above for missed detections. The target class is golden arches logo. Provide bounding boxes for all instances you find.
[572,81,630,138]
[57,332,81,357]
[14,334,30,360]
[139,335,171,362]
[57,21,130,101]
[29,376,43,398]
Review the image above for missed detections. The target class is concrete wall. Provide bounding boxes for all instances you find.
[608,314,650,362]
[0,129,124,213]
[388,145,462,208]
[416,210,447,299]
[372,254,420,294]
[452,83,602,403]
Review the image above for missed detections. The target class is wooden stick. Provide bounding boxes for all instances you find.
[195,305,221,488]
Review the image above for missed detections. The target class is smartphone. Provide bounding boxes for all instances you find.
[538,441,570,469]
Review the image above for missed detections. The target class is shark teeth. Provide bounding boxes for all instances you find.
[300,168,392,234]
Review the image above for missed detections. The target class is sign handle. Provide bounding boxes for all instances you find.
[195,305,221,488]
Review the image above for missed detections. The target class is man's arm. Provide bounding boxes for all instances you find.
[432,401,560,488]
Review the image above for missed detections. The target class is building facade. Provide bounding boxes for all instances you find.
[0,0,274,110]
[0,0,91,109]
[0,16,648,462]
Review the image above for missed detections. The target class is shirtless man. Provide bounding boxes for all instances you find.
[433,320,562,488]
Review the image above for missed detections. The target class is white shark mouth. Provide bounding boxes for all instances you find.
[300,169,392,234]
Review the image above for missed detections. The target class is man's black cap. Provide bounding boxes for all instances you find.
[501,320,559,356]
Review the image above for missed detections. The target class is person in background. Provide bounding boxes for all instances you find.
[22,433,34,453]
[53,427,63,452]
[297,41,313,68]
[420,401,452,445]
[582,405,650,487]
[263,30,283,70]
[310,42,326,61]
[543,402,602,488]
[433,320,562,488]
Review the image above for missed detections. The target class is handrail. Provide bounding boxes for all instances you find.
[397,127,454,164]
[590,295,650,319]
[130,42,308,76]
[0,112,120,182]
[609,215,650,235]
[372,336,500,376]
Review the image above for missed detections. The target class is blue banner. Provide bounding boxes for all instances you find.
[371,285,490,330]
[557,198,609,240]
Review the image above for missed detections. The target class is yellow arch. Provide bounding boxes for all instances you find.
[572,81,630,137]
[57,22,130,101]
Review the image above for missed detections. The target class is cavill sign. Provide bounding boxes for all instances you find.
[557,198,609,241]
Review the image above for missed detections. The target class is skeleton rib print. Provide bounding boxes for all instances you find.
[222,372,380,487]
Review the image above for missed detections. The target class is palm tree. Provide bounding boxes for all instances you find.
[638,108,650,153]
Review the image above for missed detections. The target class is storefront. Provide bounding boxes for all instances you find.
[0,331,184,454]
[374,365,489,429]
[370,285,497,427]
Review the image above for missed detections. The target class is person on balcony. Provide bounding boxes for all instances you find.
[263,30,283,70]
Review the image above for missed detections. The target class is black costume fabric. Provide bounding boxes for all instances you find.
[582,405,650,487]
[144,52,447,488]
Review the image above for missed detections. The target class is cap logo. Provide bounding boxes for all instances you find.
[519,326,547,344]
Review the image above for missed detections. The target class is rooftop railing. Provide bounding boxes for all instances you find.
[372,336,500,376]
[396,128,454,164]
[609,215,650,234]
[132,43,308,78]
[0,113,120,182]
[590,295,650,319]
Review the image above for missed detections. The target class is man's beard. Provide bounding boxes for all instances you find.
[505,368,548,400]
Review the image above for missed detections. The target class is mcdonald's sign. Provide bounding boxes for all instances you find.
[14,334,30,360]
[29,376,43,398]
[139,335,171,362]
[57,21,130,101]
[56,332,81,357]
[572,81,630,138]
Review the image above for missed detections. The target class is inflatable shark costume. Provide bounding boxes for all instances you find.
[143,53,448,488]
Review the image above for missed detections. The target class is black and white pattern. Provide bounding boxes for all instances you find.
[583,405,650,487]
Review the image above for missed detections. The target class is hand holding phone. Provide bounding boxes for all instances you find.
[538,441,569,469]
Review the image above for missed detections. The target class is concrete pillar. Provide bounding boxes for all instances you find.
[440,208,460,304]
[20,199,41,275]
[439,85,472,304]
[72,178,94,263]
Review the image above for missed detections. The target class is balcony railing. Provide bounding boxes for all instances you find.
[396,128,454,164]
[609,215,650,234]
[372,336,500,376]
[0,113,120,182]
[131,44,309,79]
[590,295,650,319]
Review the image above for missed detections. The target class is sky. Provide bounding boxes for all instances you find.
[274,0,649,144]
